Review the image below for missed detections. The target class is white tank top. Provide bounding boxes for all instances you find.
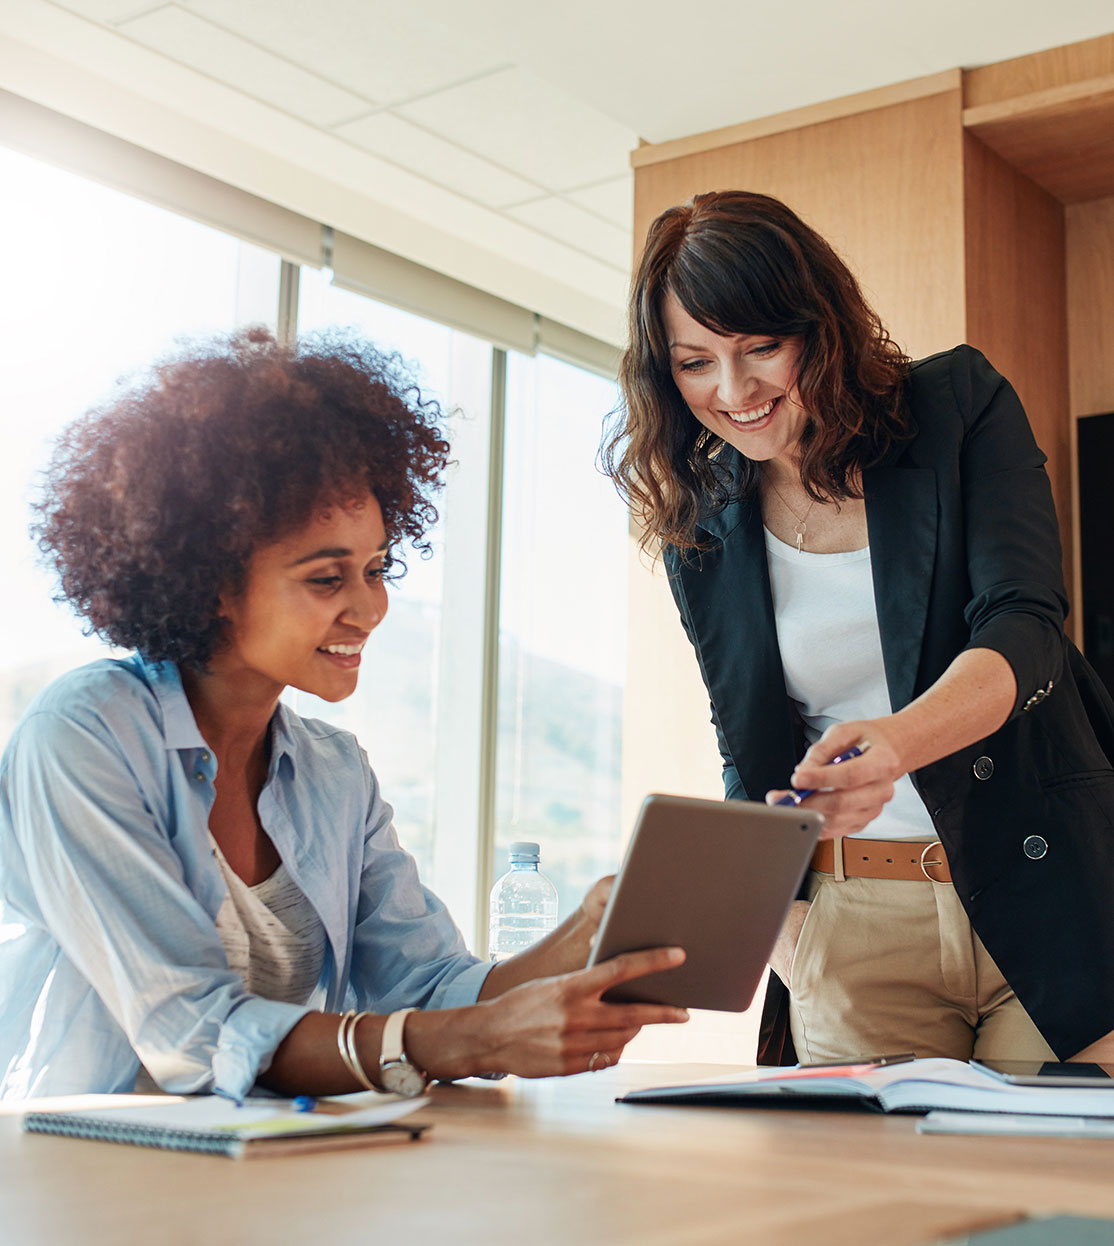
[764,527,936,840]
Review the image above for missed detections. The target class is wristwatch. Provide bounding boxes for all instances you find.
[379,1008,429,1098]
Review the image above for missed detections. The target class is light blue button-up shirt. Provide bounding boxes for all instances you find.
[0,654,493,1100]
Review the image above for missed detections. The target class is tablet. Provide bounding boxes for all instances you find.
[587,793,822,1011]
[970,1059,1114,1088]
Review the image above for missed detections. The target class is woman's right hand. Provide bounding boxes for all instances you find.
[768,900,811,989]
[409,947,689,1080]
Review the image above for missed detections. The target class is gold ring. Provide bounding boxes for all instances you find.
[588,1051,610,1072]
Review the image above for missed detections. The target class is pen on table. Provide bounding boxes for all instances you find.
[800,1053,915,1069]
[774,743,870,806]
[290,1097,351,1115]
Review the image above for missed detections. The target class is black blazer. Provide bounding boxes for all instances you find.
[665,346,1114,1062]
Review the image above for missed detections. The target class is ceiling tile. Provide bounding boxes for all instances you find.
[507,196,631,270]
[566,176,634,231]
[336,112,543,208]
[118,5,372,126]
[408,0,1114,144]
[50,0,168,20]
[396,67,639,193]
[182,0,504,104]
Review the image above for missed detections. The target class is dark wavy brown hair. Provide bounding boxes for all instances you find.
[33,327,450,670]
[602,190,911,552]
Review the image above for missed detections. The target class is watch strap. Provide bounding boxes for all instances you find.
[380,1007,419,1071]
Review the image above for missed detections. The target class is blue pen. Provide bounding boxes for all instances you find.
[774,743,870,806]
[292,1095,317,1113]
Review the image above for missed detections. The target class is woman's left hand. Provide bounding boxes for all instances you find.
[479,875,616,999]
[577,875,614,937]
[765,719,907,839]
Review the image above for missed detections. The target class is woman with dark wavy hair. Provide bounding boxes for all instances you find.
[605,190,1114,1067]
[0,328,687,1100]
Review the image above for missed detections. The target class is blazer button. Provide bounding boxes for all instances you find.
[973,756,995,781]
[1023,835,1048,860]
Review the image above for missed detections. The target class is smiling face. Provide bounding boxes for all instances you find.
[663,291,810,471]
[216,492,390,704]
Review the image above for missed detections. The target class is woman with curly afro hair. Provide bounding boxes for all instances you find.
[0,328,687,1100]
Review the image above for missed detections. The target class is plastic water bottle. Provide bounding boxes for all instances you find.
[489,842,558,961]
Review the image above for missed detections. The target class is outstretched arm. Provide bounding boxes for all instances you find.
[767,647,1016,838]
[260,946,688,1094]
[767,349,1062,837]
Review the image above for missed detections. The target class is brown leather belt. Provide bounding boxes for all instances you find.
[811,838,952,883]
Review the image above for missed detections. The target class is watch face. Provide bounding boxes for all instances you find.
[381,1060,428,1098]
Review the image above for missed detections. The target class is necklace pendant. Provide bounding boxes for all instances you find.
[795,522,806,554]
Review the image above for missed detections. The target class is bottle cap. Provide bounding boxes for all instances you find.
[508,841,540,861]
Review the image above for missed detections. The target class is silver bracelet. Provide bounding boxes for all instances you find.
[336,1009,358,1081]
[336,1010,378,1091]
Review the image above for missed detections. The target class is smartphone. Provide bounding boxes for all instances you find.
[971,1058,1114,1088]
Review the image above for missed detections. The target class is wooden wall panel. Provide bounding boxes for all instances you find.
[1066,196,1114,418]
[632,71,959,169]
[633,90,967,361]
[964,82,1114,205]
[964,32,1114,109]
[963,132,1072,593]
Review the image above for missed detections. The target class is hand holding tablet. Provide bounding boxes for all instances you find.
[587,795,822,1011]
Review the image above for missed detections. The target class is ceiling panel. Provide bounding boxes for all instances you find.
[51,0,166,20]
[411,0,1114,142]
[15,0,1114,347]
[566,175,634,231]
[118,5,373,126]
[396,66,640,194]
[183,0,505,104]
[507,196,631,270]
[336,111,543,208]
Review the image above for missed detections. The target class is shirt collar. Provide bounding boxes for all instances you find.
[140,654,300,778]
[140,656,208,752]
[268,701,300,779]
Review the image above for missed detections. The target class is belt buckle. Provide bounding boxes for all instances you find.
[919,840,948,883]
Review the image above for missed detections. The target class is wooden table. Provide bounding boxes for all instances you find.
[3,1062,1114,1244]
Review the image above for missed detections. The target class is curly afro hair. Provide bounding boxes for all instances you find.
[33,327,450,670]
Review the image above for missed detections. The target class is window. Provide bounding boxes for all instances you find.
[0,146,280,743]
[494,353,626,923]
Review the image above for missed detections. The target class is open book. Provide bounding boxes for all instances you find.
[23,1089,429,1158]
[620,1058,1114,1117]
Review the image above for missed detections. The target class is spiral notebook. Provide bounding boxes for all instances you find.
[23,1090,429,1159]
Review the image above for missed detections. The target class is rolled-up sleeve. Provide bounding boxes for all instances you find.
[2,709,310,1099]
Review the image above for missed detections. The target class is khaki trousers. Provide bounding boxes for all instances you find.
[787,868,1057,1064]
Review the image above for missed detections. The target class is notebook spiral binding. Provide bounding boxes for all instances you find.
[24,1113,241,1155]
